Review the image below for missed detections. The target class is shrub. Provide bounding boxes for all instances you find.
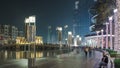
[114,59,120,68]
[108,50,117,57]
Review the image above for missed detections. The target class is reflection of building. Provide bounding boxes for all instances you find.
[25,16,36,43]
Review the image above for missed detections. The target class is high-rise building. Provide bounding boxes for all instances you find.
[4,25,10,40]
[73,0,81,36]
[18,31,24,37]
[25,16,36,42]
[10,26,18,40]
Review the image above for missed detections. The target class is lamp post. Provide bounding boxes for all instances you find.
[96,31,100,48]
[106,22,109,49]
[109,16,113,50]
[56,27,62,50]
[101,29,104,49]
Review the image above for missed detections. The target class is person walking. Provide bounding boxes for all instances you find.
[84,47,89,57]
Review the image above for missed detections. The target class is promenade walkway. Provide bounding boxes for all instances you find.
[0,49,112,68]
[32,49,106,68]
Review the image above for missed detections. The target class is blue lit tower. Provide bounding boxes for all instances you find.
[73,0,80,36]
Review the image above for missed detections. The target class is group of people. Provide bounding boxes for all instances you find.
[84,46,109,68]
[84,46,93,57]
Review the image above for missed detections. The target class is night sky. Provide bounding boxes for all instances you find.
[0,0,94,42]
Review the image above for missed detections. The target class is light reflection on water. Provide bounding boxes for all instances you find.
[0,50,68,60]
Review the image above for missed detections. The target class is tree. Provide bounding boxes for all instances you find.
[89,0,116,31]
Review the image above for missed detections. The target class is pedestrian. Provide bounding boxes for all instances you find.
[89,47,92,57]
[84,47,89,57]
[99,51,108,68]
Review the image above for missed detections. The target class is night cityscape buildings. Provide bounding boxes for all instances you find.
[25,16,36,43]
[0,25,20,45]
[0,0,120,68]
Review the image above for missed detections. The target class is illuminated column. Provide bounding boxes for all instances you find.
[115,0,120,52]
[101,29,104,49]
[106,22,109,49]
[109,16,113,50]
[96,31,100,48]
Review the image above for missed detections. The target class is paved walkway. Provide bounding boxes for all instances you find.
[32,49,104,68]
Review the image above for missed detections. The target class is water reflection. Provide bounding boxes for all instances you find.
[0,50,69,68]
[0,50,68,60]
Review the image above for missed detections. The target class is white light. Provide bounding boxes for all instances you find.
[114,9,118,13]
[29,16,36,23]
[101,29,104,32]
[79,37,81,41]
[56,27,62,31]
[25,18,29,23]
[68,31,72,35]
[76,35,79,38]
[65,38,67,40]
[96,31,100,34]
[109,16,113,21]
[64,25,68,28]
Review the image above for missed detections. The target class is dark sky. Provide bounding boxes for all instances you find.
[0,0,94,42]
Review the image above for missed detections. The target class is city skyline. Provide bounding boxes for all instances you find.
[0,0,94,42]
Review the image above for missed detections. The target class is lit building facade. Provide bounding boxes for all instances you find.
[35,36,43,44]
[16,37,26,44]
[16,36,43,45]
[0,25,19,44]
[85,34,114,48]
[25,16,36,43]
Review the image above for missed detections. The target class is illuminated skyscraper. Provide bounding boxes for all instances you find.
[73,0,80,36]
[25,16,36,42]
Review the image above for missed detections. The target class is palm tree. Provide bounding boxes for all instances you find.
[89,0,116,31]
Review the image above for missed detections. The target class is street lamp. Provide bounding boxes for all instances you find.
[109,16,113,50]
[56,27,62,50]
